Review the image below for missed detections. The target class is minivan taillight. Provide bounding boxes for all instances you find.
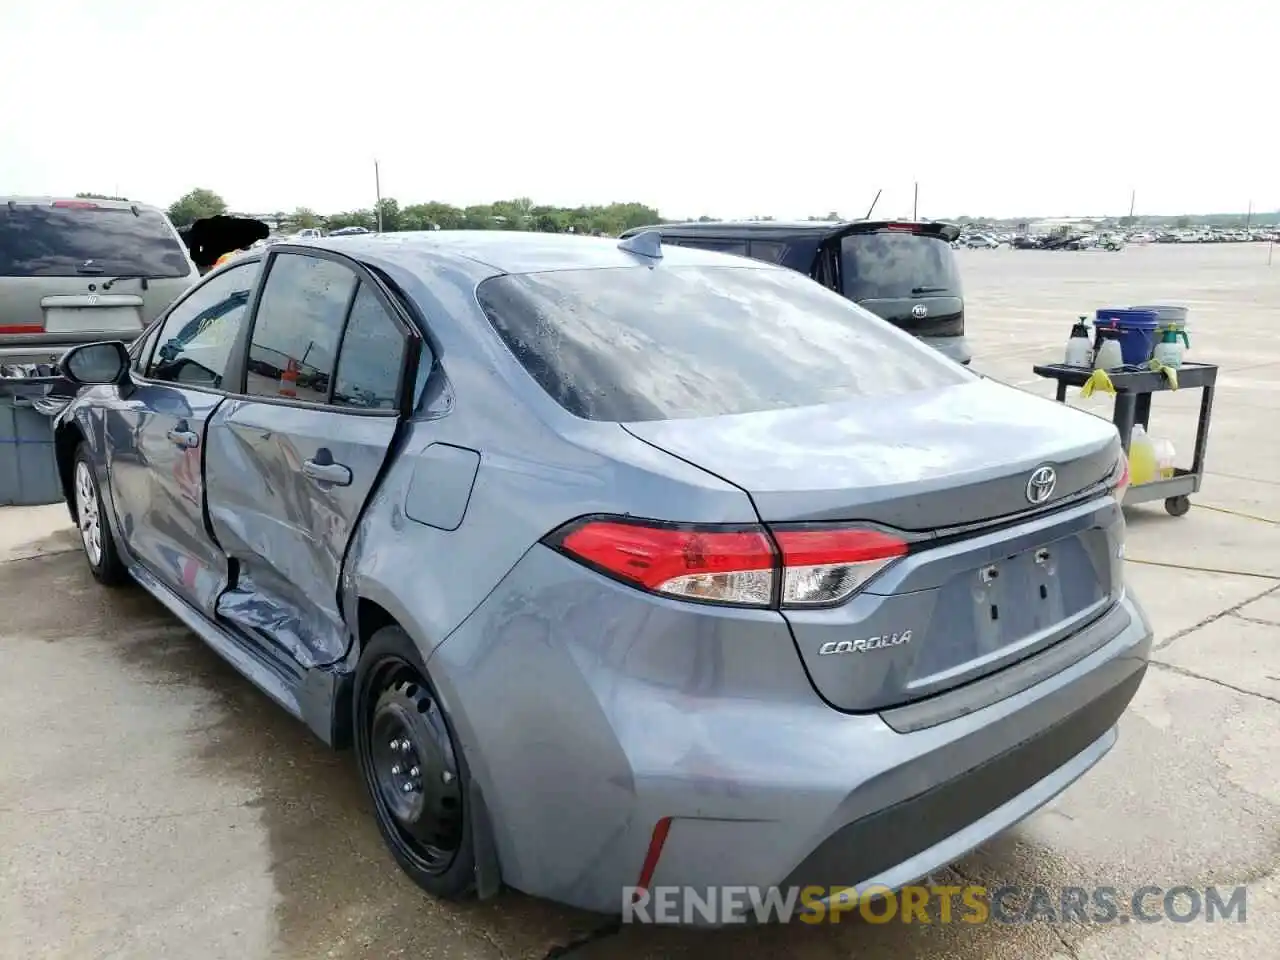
[545,517,908,609]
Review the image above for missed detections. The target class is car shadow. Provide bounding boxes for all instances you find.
[22,550,1130,960]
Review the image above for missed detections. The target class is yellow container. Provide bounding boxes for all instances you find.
[1128,425,1159,486]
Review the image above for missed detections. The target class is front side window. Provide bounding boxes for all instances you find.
[146,262,260,387]
[476,264,972,422]
[0,203,191,278]
[332,283,407,410]
[245,253,357,404]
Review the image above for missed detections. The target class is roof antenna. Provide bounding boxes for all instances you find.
[864,189,882,220]
[617,230,663,260]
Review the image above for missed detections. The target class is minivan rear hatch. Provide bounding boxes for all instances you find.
[0,200,195,361]
[835,222,964,339]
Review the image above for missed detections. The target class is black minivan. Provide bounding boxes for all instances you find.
[620,219,970,365]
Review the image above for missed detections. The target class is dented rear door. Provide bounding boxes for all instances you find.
[204,250,415,667]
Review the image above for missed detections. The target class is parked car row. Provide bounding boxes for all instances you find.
[954,226,1280,251]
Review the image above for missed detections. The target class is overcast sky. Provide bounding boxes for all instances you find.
[2,1,1272,220]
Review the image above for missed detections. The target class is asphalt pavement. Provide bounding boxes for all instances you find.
[1,242,1277,959]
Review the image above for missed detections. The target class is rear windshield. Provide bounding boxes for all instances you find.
[841,231,960,301]
[475,265,971,422]
[0,205,190,278]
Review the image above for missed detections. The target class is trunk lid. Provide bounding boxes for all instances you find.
[623,378,1119,530]
[624,379,1126,712]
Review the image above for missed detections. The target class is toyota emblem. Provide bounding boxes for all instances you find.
[911,304,928,319]
[1025,466,1057,504]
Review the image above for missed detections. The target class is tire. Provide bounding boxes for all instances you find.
[354,625,477,900]
[1165,495,1192,517]
[72,443,129,586]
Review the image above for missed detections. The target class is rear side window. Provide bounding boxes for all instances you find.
[840,231,961,301]
[747,240,787,264]
[0,204,190,278]
[245,253,356,404]
[332,283,406,410]
[476,265,971,422]
[675,238,749,256]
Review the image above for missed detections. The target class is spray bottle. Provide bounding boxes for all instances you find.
[1093,327,1125,371]
[1064,317,1093,366]
[1152,327,1183,369]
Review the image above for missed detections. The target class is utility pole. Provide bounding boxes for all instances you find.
[1245,199,1252,231]
[913,181,919,220]
[374,159,383,233]
[1128,188,1135,220]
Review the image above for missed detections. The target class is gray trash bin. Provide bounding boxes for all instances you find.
[0,396,63,506]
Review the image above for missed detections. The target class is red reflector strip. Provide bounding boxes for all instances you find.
[0,324,44,334]
[557,521,774,591]
[51,200,99,209]
[773,528,908,566]
[634,816,673,897]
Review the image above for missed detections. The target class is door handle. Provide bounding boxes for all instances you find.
[302,457,352,487]
[167,427,199,448]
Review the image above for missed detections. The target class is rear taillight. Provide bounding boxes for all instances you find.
[1111,451,1131,503]
[546,517,908,609]
[773,527,909,606]
[52,200,99,209]
[552,519,775,607]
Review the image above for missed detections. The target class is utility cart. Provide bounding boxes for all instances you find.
[1031,361,1218,517]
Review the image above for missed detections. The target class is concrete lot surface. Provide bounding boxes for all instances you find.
[1,243,1277,959]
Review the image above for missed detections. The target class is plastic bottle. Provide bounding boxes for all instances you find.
[1064,318,1093,366]
[1152,436,1177,479]
[1094,329,1124,370]
[1128,425,1159,486]
[1152,327,1183,369]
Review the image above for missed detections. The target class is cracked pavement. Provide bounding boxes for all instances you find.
[1,243,1277,959]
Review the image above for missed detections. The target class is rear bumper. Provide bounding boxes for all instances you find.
[918,333,972,365]
[427,546,1151,918]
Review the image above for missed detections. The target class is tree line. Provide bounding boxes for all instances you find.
[150,188,668,236]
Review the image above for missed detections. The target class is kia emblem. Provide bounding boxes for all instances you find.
[911,304,928,319]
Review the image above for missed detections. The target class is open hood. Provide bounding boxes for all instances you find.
[179,215,270,270]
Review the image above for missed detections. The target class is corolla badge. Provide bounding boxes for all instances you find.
[818,631,912,656]
[911,303,928,319]
[1026,465,1057,504]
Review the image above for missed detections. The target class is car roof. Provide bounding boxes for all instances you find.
[1,195,166,215]
[308,229,780,276]
[623,219,962,243]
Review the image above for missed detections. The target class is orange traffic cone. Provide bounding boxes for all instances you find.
[280,357,299,398]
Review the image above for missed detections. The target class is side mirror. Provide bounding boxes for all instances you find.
[60,340,130,386]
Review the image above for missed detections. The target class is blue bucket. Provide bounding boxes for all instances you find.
[1096,308,1159,365]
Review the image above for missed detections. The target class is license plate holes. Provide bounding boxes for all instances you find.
[990,603,999,621]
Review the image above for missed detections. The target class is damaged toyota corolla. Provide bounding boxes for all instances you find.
[44,230,1150,920]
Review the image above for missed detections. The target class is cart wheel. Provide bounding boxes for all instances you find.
[1165,495,1192,517]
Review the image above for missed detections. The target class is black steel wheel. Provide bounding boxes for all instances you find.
[355,626,476,899]
[1165,495,1192,517]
